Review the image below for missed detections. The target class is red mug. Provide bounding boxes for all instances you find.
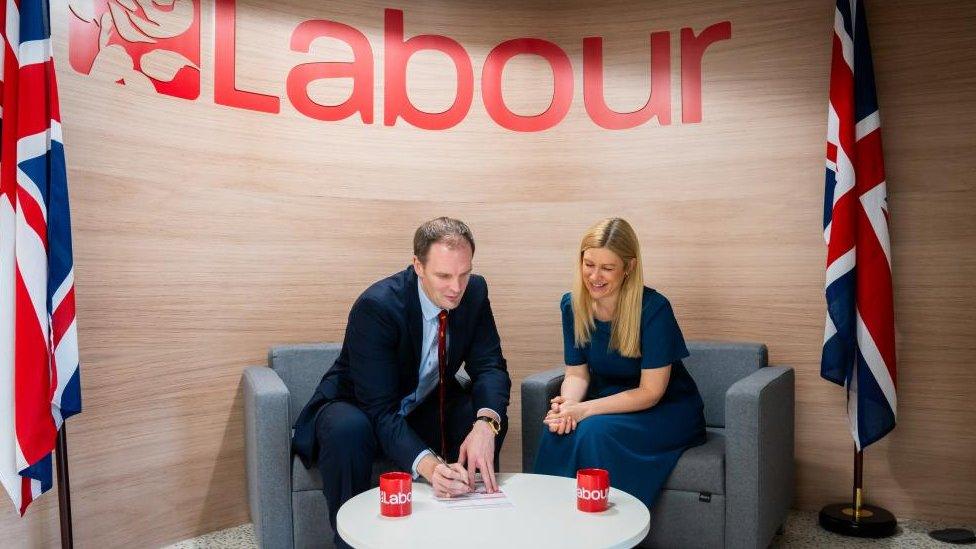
[576,468,610,512]
[379,472,412,517]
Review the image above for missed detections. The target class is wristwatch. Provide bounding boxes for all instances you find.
[475,415,501,435]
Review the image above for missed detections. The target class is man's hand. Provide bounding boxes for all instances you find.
[418,455,471,498]
[458,421,498,493]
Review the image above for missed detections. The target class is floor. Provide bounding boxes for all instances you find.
[163,509,974,548]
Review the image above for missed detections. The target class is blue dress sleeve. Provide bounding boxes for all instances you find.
[561,293,587,365]
[640,295,690,369]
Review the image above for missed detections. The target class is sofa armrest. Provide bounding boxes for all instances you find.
[243,366,294,549]
[725,366,795,549]
[520,368,565,472]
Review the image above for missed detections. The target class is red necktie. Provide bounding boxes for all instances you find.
[437,310,448,458]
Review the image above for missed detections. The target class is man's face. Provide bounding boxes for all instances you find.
[413,241,473,311]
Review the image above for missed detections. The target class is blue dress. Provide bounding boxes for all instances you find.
[533,288,705,507]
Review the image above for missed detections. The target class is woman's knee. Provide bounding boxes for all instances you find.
[573,416,612,443]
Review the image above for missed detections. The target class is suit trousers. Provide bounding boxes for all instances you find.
[314,391,507,547]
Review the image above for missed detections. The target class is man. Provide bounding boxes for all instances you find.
[292,217,511,546]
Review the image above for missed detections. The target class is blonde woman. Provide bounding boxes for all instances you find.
[533,218,705,507]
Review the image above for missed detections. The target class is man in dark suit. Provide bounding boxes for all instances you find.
[292,217,511,546]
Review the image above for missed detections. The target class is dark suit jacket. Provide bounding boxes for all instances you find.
[292,266,511,470]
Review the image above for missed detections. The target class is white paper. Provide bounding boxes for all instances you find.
[433,480,514,510]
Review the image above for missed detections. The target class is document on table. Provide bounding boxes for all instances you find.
[433,480,514,510]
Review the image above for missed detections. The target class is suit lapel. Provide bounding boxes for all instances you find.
[447,300,467,373]
[404,267,424,377]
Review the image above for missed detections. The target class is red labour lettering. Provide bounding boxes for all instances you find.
[214,0,281,113]
[482,39,573,132]
[583,32,672,129]
[287,20,374,123]
[383,9,474,130]
[680,21,732,124]
[202,4,729,129]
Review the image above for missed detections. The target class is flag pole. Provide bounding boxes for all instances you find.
[852,449,863,518]
[818,448,896,537]
[55,427,74,549]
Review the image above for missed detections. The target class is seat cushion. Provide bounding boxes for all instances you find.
[663,429,725,494]
[292,455,399,492]
[684,341,767,427]
[643,489,725,548]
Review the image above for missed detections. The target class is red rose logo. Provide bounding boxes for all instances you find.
[69,0,201,100]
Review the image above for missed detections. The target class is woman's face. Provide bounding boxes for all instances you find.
[581,247,628,303]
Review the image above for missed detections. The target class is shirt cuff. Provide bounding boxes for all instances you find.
[476,408,501,424]
[411,449,433,479]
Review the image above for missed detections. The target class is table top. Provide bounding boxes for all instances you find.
[336,472,650,549]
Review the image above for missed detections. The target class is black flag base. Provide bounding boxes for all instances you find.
[929,528,976,544]
[819,502,897,538]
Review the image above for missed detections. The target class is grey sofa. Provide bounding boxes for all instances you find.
[243,343,471,549]
[521,341,794,549]
[244,343,344,549]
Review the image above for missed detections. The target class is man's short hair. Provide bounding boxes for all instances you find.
[413,217,475,263]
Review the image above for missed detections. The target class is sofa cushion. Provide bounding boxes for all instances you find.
[685,342,767,427]
[663,429,725,495]
[270,344,342,425]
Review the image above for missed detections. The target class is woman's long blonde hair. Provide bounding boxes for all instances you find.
[571,218,645,358]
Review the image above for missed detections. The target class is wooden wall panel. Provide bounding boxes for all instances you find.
[3,0,974,546]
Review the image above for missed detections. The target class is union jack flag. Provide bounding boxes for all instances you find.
[1,0,82,515]
[822,0,896,451]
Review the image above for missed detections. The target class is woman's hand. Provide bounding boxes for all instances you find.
[544,396,578,434]
[544,400,589,434]
[544,412,577,435]
[549,395,578,412]
[549,400,589,422]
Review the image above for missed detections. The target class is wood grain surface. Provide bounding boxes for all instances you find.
[3,0,974,546]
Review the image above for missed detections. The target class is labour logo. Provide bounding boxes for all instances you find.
[68,0,201,100]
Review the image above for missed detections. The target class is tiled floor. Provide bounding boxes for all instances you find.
[164,510,974,548]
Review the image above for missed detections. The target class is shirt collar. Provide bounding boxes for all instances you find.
[417,279,442,322]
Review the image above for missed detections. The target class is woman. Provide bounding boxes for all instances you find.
[533,217,705,508]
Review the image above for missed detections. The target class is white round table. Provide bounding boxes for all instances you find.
[336,472,650,549]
